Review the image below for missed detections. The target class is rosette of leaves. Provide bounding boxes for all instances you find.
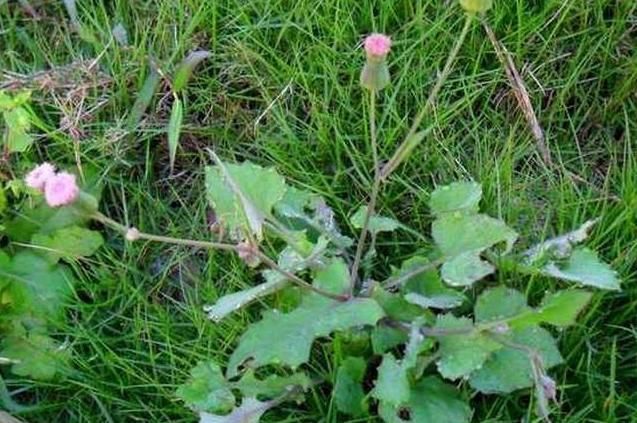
[0,170,103,388]
[179,161,620,422]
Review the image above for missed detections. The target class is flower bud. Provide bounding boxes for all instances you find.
[459,0,493,13]
[126,227,141,242]
[360,33,392,91]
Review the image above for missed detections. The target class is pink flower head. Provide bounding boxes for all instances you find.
[44,171,79,207]
[25,162,56,192]
[364,33,392,57]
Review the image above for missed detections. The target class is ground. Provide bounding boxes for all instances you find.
[1,0,636,422]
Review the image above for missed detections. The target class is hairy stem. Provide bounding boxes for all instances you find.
[93,213,347,301]
[380,13,473,180]
[350,90,380,292]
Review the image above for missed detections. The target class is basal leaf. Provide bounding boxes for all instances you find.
[334,357,368,417]
[371,325,408,355]
[435,315,500,380]
[350,205,400,234]
[235,370,310,400]
[373,354,410,407]
[371,285,426,322]
[404,292,464,310]
[508,290,592,329]
[469,326,563,394]
[30,226,103,264]
[379,377,471,423]
[429,181,482,216]
[541,248,620,290]
[525,219,598,263]
[227,259,384,377]
[4,107,33,153]
[0,332,70,380]
[432,213,518,258]
[440,252,494,287]
[205,161,286,240]
[399,256,465,306]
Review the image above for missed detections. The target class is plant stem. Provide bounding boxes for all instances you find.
[380,13,474,180]
[350,90,380,292]
[382,258,444,290]
[93,213,347,301]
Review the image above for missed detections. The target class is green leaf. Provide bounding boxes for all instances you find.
[475,287,529,323]
[176,361,235,414]
[0,332,70,380]
[227,259,384,377]
[30,226,103,264]
[399,256,465,306]
[440,252,494,286]
[199,397,272,423]
[525,219,598,263]
[379,377,471,423]
[404,292,464,310]
[433,213,518,258]
[429,181,482,216]
[469,326,563,394]
[4,107,33,153]
[235,370,310,400]
[173,50,212,92]
[373,354,410,406]
[0,252,73,321]
[168,97,183,173]
[435,315,500,380]
[371,285,426,322]
[350,205,400,234]
[334,357,368,417]
[541,248,620,290]
[126,66,161,130]
[205,161,287,240]
[508,290,592,329]
[371,325,408,355]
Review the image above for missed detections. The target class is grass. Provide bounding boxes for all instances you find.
[1,0,636,421]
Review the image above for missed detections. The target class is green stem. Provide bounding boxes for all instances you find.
[93,213,347,301]
[350,90,380,292]
[380,13,474,180]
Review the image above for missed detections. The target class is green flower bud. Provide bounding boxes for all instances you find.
[360,58,391,92]
[459,0,493,14]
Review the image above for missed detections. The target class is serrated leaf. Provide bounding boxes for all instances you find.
[334,357,368,417]
[350,205,400,234]
[541,248,620,290]
[227,259,384,377]
[440,251,494,286]
[30,226,103,264]
[373,354,410,406]
[177,361,235,414]
[469,325,563,394]
[199,397,273,423]
[433,213,518,257]
[205,161,287,240]
[475,287,529,323]
[435,315,500,380]
[371,285,426,322]
[173,51,212,92]
[235,370,310,400]
[508,290,592,329]
[379,377,471,423]
[429,181,482,216]
[168,97,183,173]
[0,332,70,380]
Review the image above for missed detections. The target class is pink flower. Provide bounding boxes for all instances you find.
[44,171,79,207]
[364,33,392,57]
[25,162,56,192]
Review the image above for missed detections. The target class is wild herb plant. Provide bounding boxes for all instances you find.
[4,1,621,421]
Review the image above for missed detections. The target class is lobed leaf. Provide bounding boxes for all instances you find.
[429,181,482,216]
[540,248,620,290]
[373,354,410,407]
[30,226,104,264]
[440,251,494,287]
[350,205,400,234]
[334,357,368,417]
[226,259,384,377]
[0,332,70,381]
